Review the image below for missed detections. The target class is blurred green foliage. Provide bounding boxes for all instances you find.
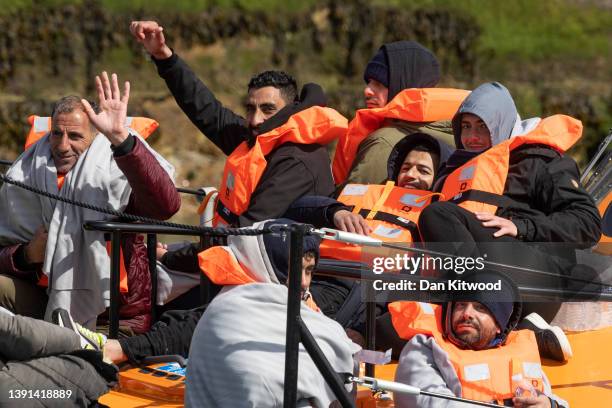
[0,0,610,166]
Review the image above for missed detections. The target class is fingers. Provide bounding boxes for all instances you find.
[475,212,494,221]
[95,75,105,104]
[129,21,163,41]
[111,73,120,100]
[122,80,130,104]
[95,71,128,102]
[81,99,97,119]
[101,71,112,101]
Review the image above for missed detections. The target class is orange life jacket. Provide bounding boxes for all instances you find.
[198,246,256,286]
[319,181,436,261]
[331,88,470,185]
[388,301,544,403]
[440,114,582,215]
[25,115,159,149]
[214,106,348,226]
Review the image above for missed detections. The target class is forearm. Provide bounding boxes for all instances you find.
[116,137,181,219]
[284,195,348,227]
[154,53,247,155]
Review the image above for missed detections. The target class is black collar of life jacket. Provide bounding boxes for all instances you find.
[247,83,328,148]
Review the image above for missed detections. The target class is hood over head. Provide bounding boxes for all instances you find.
[225,219,321,284]
[386,132,454,184]
[451,82,518,149]
[364,41,440,102]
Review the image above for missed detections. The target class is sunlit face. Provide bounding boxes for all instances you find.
[460,113,491,152]
[50,111,96,174]
[451,301,500,350]
[246,86,288,137]
[363,79,389,108]
[396,150,437,190]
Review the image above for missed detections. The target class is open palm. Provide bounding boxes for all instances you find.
[82,71,130,145]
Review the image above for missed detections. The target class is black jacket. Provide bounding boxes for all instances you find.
[498,144,601,246]
[154,53,335,227]
[437,144,601,247]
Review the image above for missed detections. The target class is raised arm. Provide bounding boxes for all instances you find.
[130,20,248,155]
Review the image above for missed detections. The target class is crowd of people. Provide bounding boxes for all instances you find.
[0,18,604,408]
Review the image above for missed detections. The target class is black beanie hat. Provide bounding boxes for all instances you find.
[363,48,389,88]
[454,270,518,331]
[261,219,321,283]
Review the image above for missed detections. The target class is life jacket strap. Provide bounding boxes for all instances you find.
[447,189,528,211]
[365,181,395,220]
[348,208,419,234]
[216,199,240,226]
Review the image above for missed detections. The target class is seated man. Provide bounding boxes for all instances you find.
[186,219,358,407]
[289,132,453,236]
[418,82,602,360]
[68,219,354,389]
[0,72,180,332]
[0,307,116,406]
[332,40,468,189]
[286,133,453,327]
[391,271,568,408]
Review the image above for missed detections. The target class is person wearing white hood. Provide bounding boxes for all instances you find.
[417,82,601,362]
[185,219,360,408]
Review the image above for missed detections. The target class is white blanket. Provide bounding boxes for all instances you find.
[186,283,360,408]
[0,132,174,326]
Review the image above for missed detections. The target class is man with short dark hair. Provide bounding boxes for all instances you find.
[130,21,341,227]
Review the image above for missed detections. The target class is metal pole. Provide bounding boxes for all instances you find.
[147,233,158,323]
[365,285,376,377]
[283,223,306,408]
[109,230,121,339]
[299,318,355,408]
[420,390,504,407]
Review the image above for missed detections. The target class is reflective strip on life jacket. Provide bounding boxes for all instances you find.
[332,88,470,185]
[198,246,256,286]
[25,115,159,150]
[440,114,582,214]
[389,301,544,403]
[319,183,434,261]
[215,106,348,226]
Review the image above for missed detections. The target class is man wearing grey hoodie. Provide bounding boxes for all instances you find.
[418,82,601,361]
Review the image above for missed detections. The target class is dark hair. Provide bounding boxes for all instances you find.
[248,70,298,104]
[51,95,99,118]
[409,141,441,170]
[303,250,317,262]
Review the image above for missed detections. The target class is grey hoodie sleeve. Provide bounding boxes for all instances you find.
[393,334,568,408]
[394,335,472,408]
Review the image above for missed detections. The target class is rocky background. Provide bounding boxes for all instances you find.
[0,0,610,224]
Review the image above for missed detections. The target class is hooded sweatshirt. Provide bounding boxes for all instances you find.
[451,81,518,149]
[434,82,601,247]
[343,41,455,188]
[186,220,359,408]
[386,132,455,183]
